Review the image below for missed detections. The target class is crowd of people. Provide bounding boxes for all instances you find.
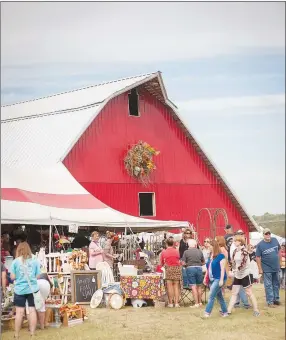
[0,226,284,338]
[159,225,284,317]
[1,230,120,338]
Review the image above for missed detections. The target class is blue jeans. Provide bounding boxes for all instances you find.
[186,267,203,286]
[235,286,250,307]
[205,279,227,315]
[263,272,280,304]
[182,268,188,287]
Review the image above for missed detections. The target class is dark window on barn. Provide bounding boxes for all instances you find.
[128,89,139,117]
[139,193,155,216]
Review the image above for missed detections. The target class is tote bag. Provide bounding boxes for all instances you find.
[23,261,44,311]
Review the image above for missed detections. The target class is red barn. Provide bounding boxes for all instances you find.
[2,72,258,240]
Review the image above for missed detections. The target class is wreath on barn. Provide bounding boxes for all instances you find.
[124,141,160,186]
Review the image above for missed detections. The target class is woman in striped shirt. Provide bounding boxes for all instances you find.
[227,235,260,317]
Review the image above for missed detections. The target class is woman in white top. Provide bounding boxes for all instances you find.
[37,273,52,329]
[202,238,212,263]
[227,235,260,317]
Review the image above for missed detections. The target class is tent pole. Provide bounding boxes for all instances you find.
[49,225,52,253]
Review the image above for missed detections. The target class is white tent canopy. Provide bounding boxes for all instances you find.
[250,231,285,246]
[1,163,189,232]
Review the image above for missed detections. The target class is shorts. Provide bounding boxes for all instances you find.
[14,293,35,308]
[233,274,253,288]
[186,266,203,286]
[37,279,51,312]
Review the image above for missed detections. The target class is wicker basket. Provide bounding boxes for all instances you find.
[154,300,166,308]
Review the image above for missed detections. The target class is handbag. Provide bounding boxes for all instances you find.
[22,261,44,311]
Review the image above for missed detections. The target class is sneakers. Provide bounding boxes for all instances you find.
[219,310,231,316]
[234,303,251,309]
[203,313,210,318]
[190,304,200,308]
[274,301,280,306]
[253,311,260,317]
[168,303,181,308]
[221,313,229,317]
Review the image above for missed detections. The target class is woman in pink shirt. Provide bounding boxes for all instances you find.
[89,231,104,269]
[160,238,182,308]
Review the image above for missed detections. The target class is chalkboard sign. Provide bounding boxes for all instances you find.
[71,270,101,304]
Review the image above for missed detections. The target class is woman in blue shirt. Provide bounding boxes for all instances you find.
[10,242,41,339]
[203,240,228,318]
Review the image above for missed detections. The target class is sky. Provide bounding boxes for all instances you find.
[1,2,285,216]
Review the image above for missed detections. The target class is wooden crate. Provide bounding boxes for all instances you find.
[1,317,15,331]
[1,317,28,331]
[62,308,83,327]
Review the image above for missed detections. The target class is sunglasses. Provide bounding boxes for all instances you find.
[204,240,210,243]
[264,232,271,236]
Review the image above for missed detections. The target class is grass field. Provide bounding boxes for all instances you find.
[2,285,285,340]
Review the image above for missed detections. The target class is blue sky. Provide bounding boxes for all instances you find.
[1,2,285,216]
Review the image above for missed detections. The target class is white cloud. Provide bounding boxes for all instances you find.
[177,94,285,117]
[1,2,285,65]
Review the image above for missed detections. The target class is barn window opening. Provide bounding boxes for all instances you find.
[139,192,155,216]
[128,88,139,117]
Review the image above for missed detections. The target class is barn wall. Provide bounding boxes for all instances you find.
[63,87,249,241]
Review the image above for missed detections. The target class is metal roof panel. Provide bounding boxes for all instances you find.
[1,105,99,168]
[1,73,156,121]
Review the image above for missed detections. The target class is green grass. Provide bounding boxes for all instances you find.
[2,285,285,340]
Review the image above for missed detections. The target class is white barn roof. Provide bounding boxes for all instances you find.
[1,73,158,168]
[1,71,259,232]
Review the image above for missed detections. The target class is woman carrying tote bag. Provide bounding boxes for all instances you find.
[10,242,41,339]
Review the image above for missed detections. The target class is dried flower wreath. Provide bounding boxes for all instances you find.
[124,141,160,186]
